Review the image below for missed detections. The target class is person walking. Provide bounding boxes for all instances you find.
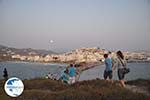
[114,50,128,87]
[103,54,113,83]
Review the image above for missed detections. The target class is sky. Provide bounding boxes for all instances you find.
[0,0,150,52]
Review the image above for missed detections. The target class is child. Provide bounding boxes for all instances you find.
[68,64,76,84]
[103,54,113,82]
[61,69,70,84]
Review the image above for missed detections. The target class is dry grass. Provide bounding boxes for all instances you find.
[0,78,150,100]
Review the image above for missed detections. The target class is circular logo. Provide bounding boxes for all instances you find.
[4,77,24,97]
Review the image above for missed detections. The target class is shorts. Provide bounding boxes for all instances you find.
[103,70,113,80]
[118,69,125,80]
[69,76,76,84]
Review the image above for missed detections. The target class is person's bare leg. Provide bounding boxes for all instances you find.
[106,77,110,82]
[120,80,125,87]
[108,79,114,84]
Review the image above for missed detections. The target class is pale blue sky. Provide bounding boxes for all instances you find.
[0,0,150,52]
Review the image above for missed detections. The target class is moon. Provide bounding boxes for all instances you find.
[50,40,54,43]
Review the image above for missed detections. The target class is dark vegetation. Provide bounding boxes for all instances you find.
[127,79,150,92]
[0,78,150,100]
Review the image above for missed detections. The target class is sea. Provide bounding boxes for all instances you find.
[0,61,150,81]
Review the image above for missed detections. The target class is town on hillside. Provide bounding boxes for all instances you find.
[0,45,150,63]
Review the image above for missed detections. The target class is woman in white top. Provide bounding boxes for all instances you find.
[114,51,127,87]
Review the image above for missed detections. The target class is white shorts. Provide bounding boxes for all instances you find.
[69,76,76,84]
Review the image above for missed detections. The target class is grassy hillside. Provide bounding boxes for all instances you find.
[0,78,150,100]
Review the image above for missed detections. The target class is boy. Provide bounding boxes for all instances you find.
[68,64,76,84]
[103,54,113,82]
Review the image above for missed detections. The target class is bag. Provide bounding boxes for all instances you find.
[122,68,130,74]
[118,57,130,74]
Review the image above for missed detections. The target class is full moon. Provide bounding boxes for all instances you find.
[50,40,54,43]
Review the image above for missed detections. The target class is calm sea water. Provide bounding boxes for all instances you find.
[0,61,150,81]
[0,61,67,80]
[79,63,150,81]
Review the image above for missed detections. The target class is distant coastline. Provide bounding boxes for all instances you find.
[127,60,150,63]
[1,44,150,64]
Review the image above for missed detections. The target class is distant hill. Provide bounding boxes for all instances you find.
[133,50,150,53]
[0,44,56,56]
